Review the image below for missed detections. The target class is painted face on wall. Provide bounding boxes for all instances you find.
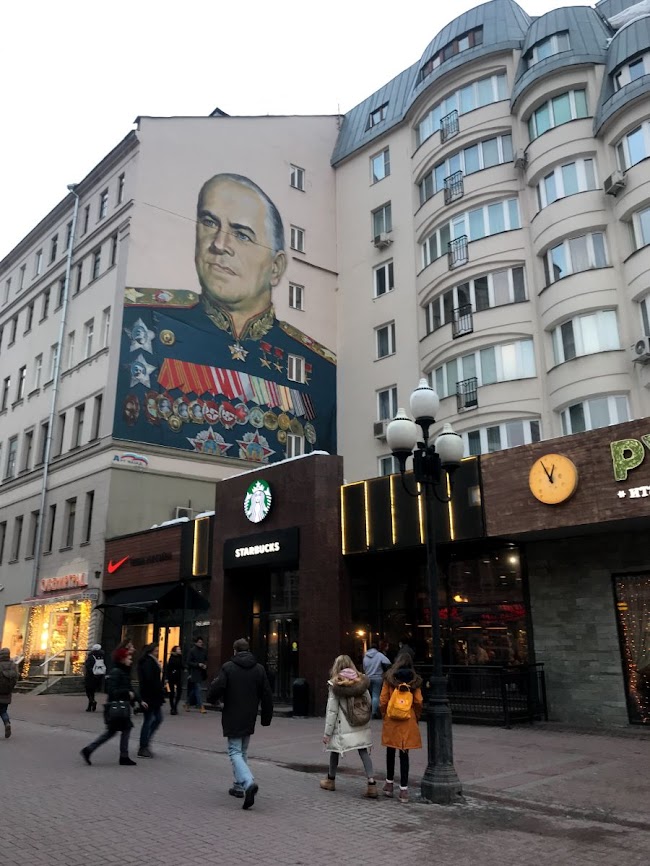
[194,178,286,313]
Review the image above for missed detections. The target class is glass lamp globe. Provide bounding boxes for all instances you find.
[386,408,418,454]
[409,378,440,423]
[435,422,464,467]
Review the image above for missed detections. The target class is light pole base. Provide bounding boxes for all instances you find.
[420,767,464,805]
[420,675,464,805]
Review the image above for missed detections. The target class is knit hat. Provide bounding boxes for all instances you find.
[395,668,413,683]
[92,644,101,651]
[112,647,130,664]
[338,667,358,680]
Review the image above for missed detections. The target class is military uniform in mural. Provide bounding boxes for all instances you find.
[114,287,337,463]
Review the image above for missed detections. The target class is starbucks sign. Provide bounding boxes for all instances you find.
[244,479,272,523]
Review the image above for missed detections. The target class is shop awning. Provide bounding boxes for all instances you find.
[96,582,209,612]
[21,589,99,606]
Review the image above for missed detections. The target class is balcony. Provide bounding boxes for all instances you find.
[440,110,459,144]
[448,235,468,270]
[452,304,473,338]
[456,377,478,412]
[444,170,464,205]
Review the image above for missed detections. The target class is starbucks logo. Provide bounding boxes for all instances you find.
[244,479,272,523]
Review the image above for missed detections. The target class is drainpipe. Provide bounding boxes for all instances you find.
[31,184,80,597]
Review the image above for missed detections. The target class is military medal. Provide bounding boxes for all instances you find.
[219,401,239,430]
[173,397,190,423]
[129,354,156,388]
[290,418,304,437]
[168,415,182,432]
[145,391,159,425]
[304,422,317,445]
[249,407,264,428]
[234,403,249,425]
[122,394,140,426]
[126,318,155,354]
[273,347,284,373]
[229,342,249,362]
[157,393,173,419]
[277,429,287,444]
[278,413,291,431]
[160,329,175,346]
[263,411,278,431]
[259,341,272,369]
[189,400,204,424]
[237,431,275,463]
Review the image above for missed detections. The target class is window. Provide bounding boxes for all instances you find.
[67,331,75,368]
[416,72,507,146]
[617,122,650,170]
[463,419,541,456]
[287,354,305,383]
[91,394,103,440]
[34,249,43,277]
[110,233,118,266]
[371,148,390,183]
[33,354,43,391]
[418,27,483,83]
[101,308,111,347]
[368,102,388,128]
[631,205,650,250]
[48,344,58,381]
[290,165,305,190]
[72,403,85,448]
[286,433,305,458]
[45,504,56,553]
[25,302,34,333]
[63,497,76,548]
[615,54,648,90]
[375,322,396,359]
[552,310,619,364]
[290,226,305,252]
[524,31,570,69]
[372,203,392,238]
[11,516,23,561]
[374,261,394,298]
[419,134,513,205]
[536,158,597,210]
[41,288,50,321]
[378,455,398,476]
[377,386,398,421]
[641,295,650,336]
[425,266,526,333]
[1,377,10,411]
[0,521,6,564]
[432,339,536,397]
[3,278,10,304]
[9,317,17,344]
[422,199,520,268]
[83,491,94,543]
[5,436,18,479]
[82,204,90,234]
[74,262,83,294]
[55,412,66,456]
[28,510,39,556]
[561,395,629,434]
[38,421,49,465]
[84,319,94,358]
[543,232,608,284]
[92,249,101,280]
[99,189,109,220]
[19,264,26,291]
[66,220,73,250]
[117,173,125,204]
[58,276,66,307]
[22,430,33,473]
[289,283,304,311]
[528,89,588,141]
[50,234,58,263]
[16,366,26,402]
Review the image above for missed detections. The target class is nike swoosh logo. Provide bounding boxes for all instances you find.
[107,556,130,574]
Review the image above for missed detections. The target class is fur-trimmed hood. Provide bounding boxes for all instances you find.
[328,672,370,699]
[385,668,422,689]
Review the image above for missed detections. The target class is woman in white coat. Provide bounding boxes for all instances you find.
[320,654,377,798]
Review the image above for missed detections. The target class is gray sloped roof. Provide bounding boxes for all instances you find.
[595,15,650,132]
[511,7,611,110]
[332,0,530,165]
[595,0,642,20]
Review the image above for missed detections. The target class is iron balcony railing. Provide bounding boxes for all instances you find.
[440,109,460,143]
[444,170,464,205]
[452,303,473,338]
[456,376,478,411]
[447,235,468,269]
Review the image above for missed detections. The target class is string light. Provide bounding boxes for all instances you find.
[615,575,650,724]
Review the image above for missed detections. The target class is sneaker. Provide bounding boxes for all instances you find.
[242,783,258,810]
[80,747,92,765]
[4,723,11,739]
[119,756,137,766]
[229,787,245,799]
[383,781,394,798]
[137,747,153,758]
[398,787,409,803]
[319,777,336,791]
[199,706,207,714]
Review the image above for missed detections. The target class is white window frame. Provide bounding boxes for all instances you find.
[378,455,398,476]
[117,173,125,205]
[290,225,305,253]
[551,310,620,365]
[73,404,85,448]
[640,294,650,336]
[373,260,394,298]
[615,54,648,90]
[50,235,58,263]
[536,158,597,210]
[372,203,392,238]
[34,249,43,277]
[287,354,305,383]
[289,283,304,311]
[525,31,570,68]
[528,89,588,141]
[544,232,608,284]
[5,437,17,479]
[67,331,75,369]
[3,279,10,305]
[416,72,507,146]
[371,148,390,183]
[286,433,305,458]
[560,395,629,435]
[422,198,520,268]
[420,134,513,204]
[101,308,111,347]
[632,206,650,250]
[432,338,536,397]
[99,189,109,220]
[368,103,388,128]
[92,249,101,281]
[290,165,305,191]
[616,121,650,170]
[48,344,58,381]
[16,366,26,401]
[33,354,43,390]
[375,322,396,359]
[463,418,541,456]
[84,319,94,358]
[19,264,26,291]
[377,386,398,421]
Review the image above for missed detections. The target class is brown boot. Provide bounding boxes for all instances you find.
[398,787,409,803]
[383,780,394,798]
[364,780,378,799]
[319,776,335,791]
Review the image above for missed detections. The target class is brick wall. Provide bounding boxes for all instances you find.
[103,524,183,589]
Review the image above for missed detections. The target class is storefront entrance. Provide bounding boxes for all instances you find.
[248,570,299,703]
[614,572,650,725]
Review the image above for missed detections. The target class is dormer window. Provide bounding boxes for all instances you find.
[524,31,570,69]
[368,103,388,128]
[614,54,647,90]
[418,27,483,84]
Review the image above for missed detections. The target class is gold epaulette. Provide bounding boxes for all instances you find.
[124,287,200,308]
[279,320,337,365]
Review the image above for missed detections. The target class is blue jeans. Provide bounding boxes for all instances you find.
[188,681,203,708]
[227,736,254,791]
[369,678,383,717]
[139,706,163,748]
[0,703,9,725]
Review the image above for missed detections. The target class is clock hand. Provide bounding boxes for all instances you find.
[540,461,552,481]
[549,464,555,483]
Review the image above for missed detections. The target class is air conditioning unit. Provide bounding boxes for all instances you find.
[631,335,650,363]
[174,506,194,520]
[373,420,389,441]
[604,170,626,196]
[514,150,528,170]
[373,232,392,250]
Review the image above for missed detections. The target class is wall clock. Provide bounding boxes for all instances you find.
[528,453,578,505]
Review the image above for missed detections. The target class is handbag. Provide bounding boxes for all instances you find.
[105,700,131,729]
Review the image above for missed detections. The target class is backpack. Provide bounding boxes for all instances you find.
[92,656,107,676]
[341,691,372,727]
[386,683,413,721]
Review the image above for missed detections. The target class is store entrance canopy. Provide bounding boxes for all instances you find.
[96,582,209,612]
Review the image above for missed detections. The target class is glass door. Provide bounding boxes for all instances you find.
[264,614,299,703]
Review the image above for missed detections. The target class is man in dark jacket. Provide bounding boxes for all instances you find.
[137,643,165,758]
[185,636,208,713]
[208,638,273,810]
[83,644,106,712]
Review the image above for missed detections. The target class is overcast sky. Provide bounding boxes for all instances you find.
[1,0,596,261]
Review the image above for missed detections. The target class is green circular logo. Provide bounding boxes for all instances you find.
[244,479,272,523]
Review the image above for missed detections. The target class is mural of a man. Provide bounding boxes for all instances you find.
[115,173,336,464]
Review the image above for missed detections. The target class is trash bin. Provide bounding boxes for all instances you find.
[292,678,310,716]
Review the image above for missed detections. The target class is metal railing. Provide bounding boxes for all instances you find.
[452,303,473,338]
[448,235,468,269]
[440,110,460,143]
[456,376,478,411]
[416,663,548,728]
[444,170,464,205]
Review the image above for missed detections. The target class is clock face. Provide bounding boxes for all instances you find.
[528,453,578,505]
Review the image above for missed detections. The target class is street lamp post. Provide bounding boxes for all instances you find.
[386,378,464,805]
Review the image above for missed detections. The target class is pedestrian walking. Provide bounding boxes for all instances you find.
[207,638,273,810]
[379,653,423,803]
[83,644,106,712]
[137,643,165,758]
[363,643,391,719]
[397,639,416,661]
[164,645,183,715]
[185,636,208,713]
[320,654,377,799]
[0,647,19,739]
[80,647,145,766]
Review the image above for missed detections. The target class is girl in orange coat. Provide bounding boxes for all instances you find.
[379,653,423,803]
